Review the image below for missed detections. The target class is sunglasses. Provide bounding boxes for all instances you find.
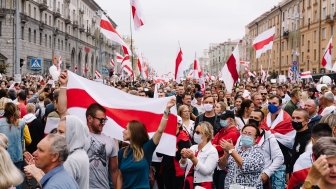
[93,116,108,125]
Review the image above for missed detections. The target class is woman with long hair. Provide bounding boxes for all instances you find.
[178,105,194,137]
[0,102,25,170]
[214,101,227,115]
[180,121,219,189]
[0,147,24,189]
[235,99,254,130]
[116,98,176,189]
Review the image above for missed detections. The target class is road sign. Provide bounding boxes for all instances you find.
[31,58,42,70]
[102,67,109,74]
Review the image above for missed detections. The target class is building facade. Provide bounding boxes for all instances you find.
[208,39,239,76]
[246,0,336,76]
[0,0,117,77]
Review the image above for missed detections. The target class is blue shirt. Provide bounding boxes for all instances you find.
[0,118,24,163]
[41,165,79,189]
[118,139,157,189]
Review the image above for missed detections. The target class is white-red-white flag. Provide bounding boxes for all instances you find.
[252,27,275,58]
[221,45,240,93]
[121,55,133,77]
[137,57,143,77]
[175,48,184,83]
[130,0,144,30]
[321,37,334,71]
[95,70,102,79]
[100,14,131,55]
[300,71,312,79]
[193,58,202,79]
[116,53,124,63]
[66,71,177,156]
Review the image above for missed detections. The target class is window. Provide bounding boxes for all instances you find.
[314,30,317,43]
[301,35,305,46]
[49,35,51,48]
[49,16,51,25]
[61,40,63,50]
[322,7,326,19]
[322,28,326,39]
[33,30,36,43]
[331,25,334,36]
[34,7,36,19]
[0,21,2,36]
[45,13,47,23]
[39,32,42,45]
[58,39,60,49]
[314,49,316,60]
[28,28,31,42]
[28,4,31,17]
[45,34,47,47]
[21,26,24,39]
[301,52,304,62]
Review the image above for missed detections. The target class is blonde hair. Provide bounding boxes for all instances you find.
[198,121,214,142]
[0,147,24,188]
[177,105,190,118]
[123,121,149,161]
[0,134,8,149]
[26,103,36,114]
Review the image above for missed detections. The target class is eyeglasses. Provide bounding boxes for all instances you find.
[93,116,108,125]
[261,93,267,95]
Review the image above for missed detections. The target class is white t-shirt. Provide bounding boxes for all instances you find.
[87,133,118,189]
[320,105,336,116]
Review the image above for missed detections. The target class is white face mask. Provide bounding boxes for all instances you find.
[193,133,202,144]
[203,104,213,112]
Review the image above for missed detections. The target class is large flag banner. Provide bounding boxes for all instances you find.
[100,14,131,55]
[321,37,334,71]
[300,71,312,79]
[252,27,275,58]
[175,48,184,83]
[130,0,144,30]
[66,71,177,156]
[221,45,240,93]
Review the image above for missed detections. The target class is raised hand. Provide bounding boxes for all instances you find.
[166,97,176,110]
[24,151,35,165]
[59,70,68,86]
[220,139,234,152]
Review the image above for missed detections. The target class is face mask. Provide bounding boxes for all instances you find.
[292,121,304,130]
[220,120,228,128]
[240,135,254,147]
[204,104,213,112]
[248,119,259,127]
[193,133,202,144]
[271,91,276,95]
[268,104,279,114]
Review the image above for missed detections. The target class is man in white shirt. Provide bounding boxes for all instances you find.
[320,91,336,116]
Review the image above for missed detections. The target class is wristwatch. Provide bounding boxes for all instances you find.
[164,110,170,115]
[303,180,319,189]
[228,148,235,155]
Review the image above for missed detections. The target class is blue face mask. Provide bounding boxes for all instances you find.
[220,120,228,128]
[268,104,279,114]
[240,135,254,147]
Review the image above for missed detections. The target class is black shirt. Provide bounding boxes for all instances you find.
[288,128,311,173]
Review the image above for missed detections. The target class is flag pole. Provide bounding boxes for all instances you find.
[130,6,135,84]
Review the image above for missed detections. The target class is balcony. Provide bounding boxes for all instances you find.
[65,32,69,40]
[39,22,45,30]
[53,8,61,18]
[65,15,71,24]
[326,15,334,24]
[73,20,78,29]
[21,13,28,24]
[53,28,59,36]
[79,24,85,32]
[283,30,289,39]
[0,8,6,18]
[38,0,48,11]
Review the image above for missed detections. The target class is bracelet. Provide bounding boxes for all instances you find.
[59,86,67,89]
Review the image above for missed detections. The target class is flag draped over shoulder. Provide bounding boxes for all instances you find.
[66,71,177,156]
[221,45,240,93]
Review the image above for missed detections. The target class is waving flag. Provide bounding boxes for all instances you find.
[252,27,275,58]
[175,48,184,83]
[95,70,102,79]
[116,53,124,63]
[130,0,144,30]
[100,14,131,55]
[221,45,240,93]
[193,58,202,79]
[66,71,177,156]
[321,37,334,71]
[300,71,312,79]
[109,58,115,67]
[121,55,133,77]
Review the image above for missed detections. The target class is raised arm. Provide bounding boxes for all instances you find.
[58,70,68,118]
[152,97,176,145]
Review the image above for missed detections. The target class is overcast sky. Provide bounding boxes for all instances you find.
[95,0,282,75]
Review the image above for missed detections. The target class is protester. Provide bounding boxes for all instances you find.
[235,99,254,130]
[117,98,176,188]
[180,121,219,189]
[0,146,24,189]
[195,96,221,135]
[178,105,194,137]
[304,99,321,130]
[220,124,264,189]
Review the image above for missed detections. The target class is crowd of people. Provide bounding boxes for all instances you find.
[0,71,336,189]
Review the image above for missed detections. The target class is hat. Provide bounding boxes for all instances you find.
[23,113,36,123]
[220,111,235,120]
[195,91,203,98]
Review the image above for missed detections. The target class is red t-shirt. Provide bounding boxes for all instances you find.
[212,126,240,157]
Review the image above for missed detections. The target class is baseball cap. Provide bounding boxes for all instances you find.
[195,91,203,98]
[220,111,235,120]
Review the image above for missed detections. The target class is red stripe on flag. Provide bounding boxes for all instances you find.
[175,49,183,79]
[100,19,121,38]
[226,54,239,82]
[67,89,177,136]
[253,35,274,50]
